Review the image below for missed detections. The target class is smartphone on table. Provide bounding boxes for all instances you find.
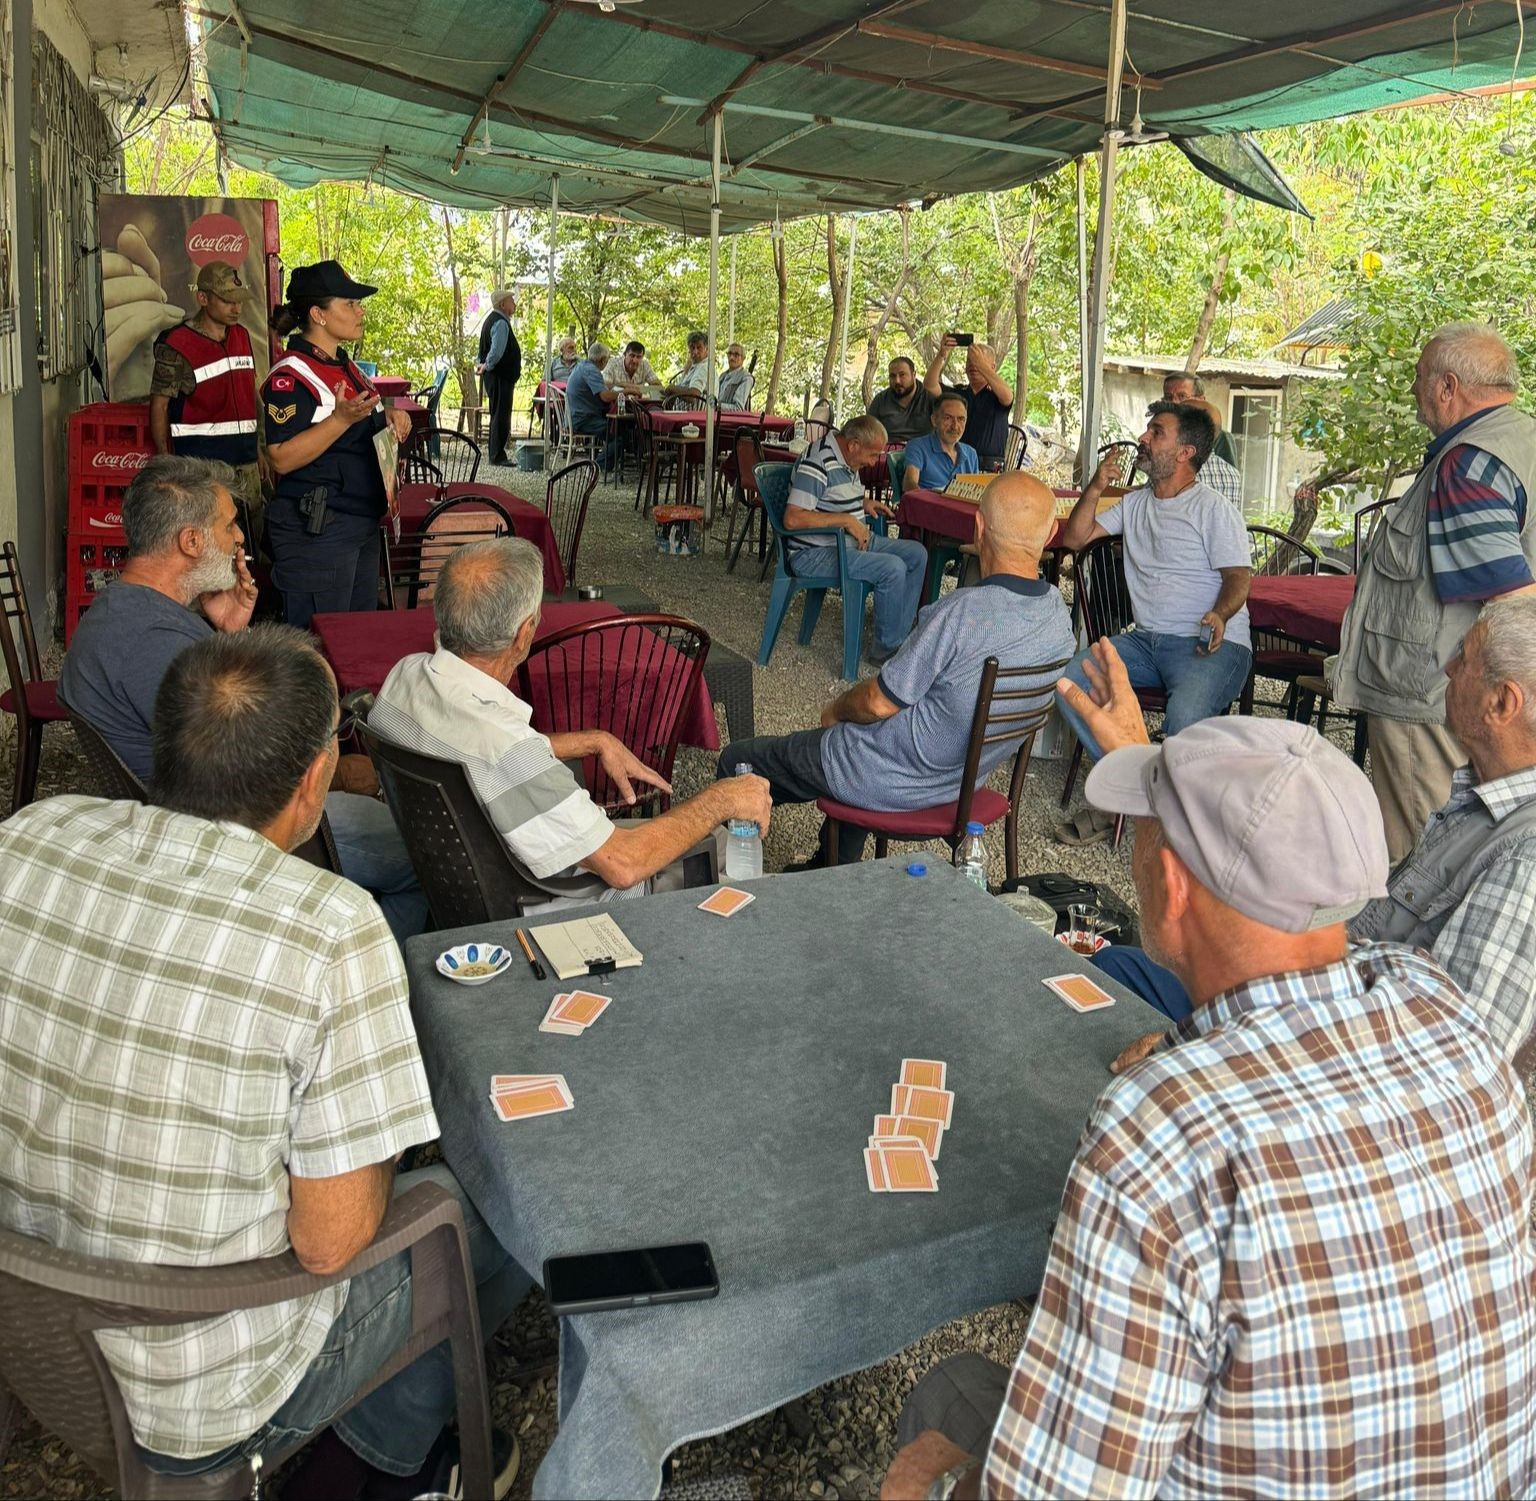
[544,1241,719,1316]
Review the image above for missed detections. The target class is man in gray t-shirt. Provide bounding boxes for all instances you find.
[866,356,935,444]
[1055,402,1253,840]
[718,473,1073,865]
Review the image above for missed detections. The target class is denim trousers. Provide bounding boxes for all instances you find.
[140,1164,530,1480]
[1056,628,1252,762]
[324,792,431,944]
[789,535,928,652]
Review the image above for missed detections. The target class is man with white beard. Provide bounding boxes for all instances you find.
[60,455,427,942]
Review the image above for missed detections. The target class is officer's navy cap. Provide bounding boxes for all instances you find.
[285,259,378,305]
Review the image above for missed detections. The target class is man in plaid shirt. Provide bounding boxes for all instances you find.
[883,644,1536,1500]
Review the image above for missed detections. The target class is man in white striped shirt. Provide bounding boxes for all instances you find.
[370,538,771,906]
[786,414,928,668]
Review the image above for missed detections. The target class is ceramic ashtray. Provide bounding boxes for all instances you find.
[436,942,512,985]
[680,424,700,437]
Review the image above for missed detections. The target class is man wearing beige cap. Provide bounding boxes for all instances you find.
[150,260,269,544]
[882,641,1536,1500]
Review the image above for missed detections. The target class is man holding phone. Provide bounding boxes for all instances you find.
[1052,401,1252,845]
[923,334,1013,469]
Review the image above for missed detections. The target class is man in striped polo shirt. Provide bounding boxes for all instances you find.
[786,413,928,668]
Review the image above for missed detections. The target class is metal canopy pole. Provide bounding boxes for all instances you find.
[835,216,858,420]
[1076,0,1128,482]
[1075,155,1089,434]
[543,173,559,471]
[704,109,722,524]
[728,236,738,347]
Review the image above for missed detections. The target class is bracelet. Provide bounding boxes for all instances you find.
[927,1460,978,1501]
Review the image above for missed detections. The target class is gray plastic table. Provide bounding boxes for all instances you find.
[405,859,1152,1499]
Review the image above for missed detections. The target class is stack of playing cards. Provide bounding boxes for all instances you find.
[1042,972,1117,1012]
[698,887,755,918]
[865,1058,952,1193]
[539,989,612,1035]
[489,1074,573,1121]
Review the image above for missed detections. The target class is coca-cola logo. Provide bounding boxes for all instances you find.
[90,450,152,470]
[186,213,249,266]
[88,512,124,529]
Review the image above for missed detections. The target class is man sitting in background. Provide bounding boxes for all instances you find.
[1097,595,1536,1072]
[562,341,620,470]
[370,538,771,906]
[884,680,1536,1499]
[1187,397,1243,503]
[59,454,427,942]
[720,473,1074,866]
[1,626,525,1498]
[866,356,934,444]
[718,344,755,410]
[664,330,714,405]
[546,337,580,383]
[1164,369,1238,464]
[903,393,978,494]
[603,339,659,392]
[783,413,927,669]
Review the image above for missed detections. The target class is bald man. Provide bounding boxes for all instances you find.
[719,473,1077,868]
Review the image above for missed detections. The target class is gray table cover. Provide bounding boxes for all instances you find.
[406,858,1153,1499]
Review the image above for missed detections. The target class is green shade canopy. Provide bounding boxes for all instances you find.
[197,1,1531,231]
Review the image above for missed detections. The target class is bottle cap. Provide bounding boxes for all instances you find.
[906,862,927,877]
[966,821,985,835]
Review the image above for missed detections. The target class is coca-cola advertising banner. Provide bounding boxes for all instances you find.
[97,194,280,402]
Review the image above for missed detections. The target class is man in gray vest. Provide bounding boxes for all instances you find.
[1072,598,1536,1073]
[1334,322,1536,861]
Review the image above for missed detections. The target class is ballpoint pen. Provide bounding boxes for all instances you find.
[515,928,547,981]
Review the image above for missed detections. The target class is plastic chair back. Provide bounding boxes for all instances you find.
[544,460,598,585]
[887,448,907,500]
[67,712,148,800]
[517,614,710,816]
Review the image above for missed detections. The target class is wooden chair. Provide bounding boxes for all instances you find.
[382,494,514,611]
[818,652,1071,881]
[723,430,768,575]
[0,1182,493,1501]
[551,386,600,469]
[517,614,710,817]
[457,401,486,446]
[543,460,598,587]
[0,540,67,812]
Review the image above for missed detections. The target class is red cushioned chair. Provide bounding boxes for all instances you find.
[1,540,67,813]
[817,653,1071,882]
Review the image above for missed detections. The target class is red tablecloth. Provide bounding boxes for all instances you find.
[647,409,794,438]
[394,482,565,594]
[373,376,412,400]
[311,602,719,750]
[395,396,428,436]
[1247,574,1355,652]
[898,487,1071,551]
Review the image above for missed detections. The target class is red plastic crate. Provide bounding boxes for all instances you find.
[68,402,152,479]
[66,539,127,603]
[68,478,133,537]
[64,591,95,645]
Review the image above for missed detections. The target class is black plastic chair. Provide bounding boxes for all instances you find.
[1096,440,1142,487]
[1003,423,1029,471]
[401,427,481,490]
[543,460,598,587]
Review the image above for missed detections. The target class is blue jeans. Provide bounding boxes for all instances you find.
[140,1164,531,1478]
[573,416,620,471]
[1093,945,1193,1023]
[790,535,928,652]
[1057,629,1252,761]
[325,792,430,944]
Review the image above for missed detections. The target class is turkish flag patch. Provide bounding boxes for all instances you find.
[270,374,295,391]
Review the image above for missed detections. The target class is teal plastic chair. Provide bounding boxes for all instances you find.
[755,462,871,681]
[886,448,907,501]
[897,448,963,604]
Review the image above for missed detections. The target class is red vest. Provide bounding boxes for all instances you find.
[265,346,380,421]
[161,322,258,462]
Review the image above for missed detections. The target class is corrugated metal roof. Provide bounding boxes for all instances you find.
[1104,352,1334,383]
[1271,296,1387,352]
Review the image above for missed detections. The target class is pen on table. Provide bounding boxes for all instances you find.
[516,929,547,981]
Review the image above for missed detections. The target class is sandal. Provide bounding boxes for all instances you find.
[1053,807,1115,846]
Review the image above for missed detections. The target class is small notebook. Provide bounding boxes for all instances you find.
[527,913,644,980]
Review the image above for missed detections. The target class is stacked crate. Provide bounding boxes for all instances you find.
[66,403,153,642]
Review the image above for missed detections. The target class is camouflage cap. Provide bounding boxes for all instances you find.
[195,261,253,303]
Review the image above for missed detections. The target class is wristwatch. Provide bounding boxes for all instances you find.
[928,1460,978,1500]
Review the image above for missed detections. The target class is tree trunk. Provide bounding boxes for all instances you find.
[861,208,913,407]
[441,206,474,407]
[766,226,789,413]
[819,215,844,402]
[1013,273,1031,425]
[1186,188,1237,374]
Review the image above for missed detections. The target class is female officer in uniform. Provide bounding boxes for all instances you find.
[261,260,412,627]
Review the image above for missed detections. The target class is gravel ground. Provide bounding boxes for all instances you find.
[3,458,1325,1500]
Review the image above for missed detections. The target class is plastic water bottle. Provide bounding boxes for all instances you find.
[725,762,763,880]
[958,822,987,891]
[793,415,806,446]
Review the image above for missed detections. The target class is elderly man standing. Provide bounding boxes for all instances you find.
[371,538,771,904]
[883,661,1536,1500]
[718,343,754,410]
[720,472,1073,866]
[784,413,928,669]
[59,454,426,942]
[474,286,522,466]
[1335,322,1536,861]
[664,330,714,405]
[923,335,1013,470]
[867,356,935,445]
[2,626,526,1498]
[1054,400,1252,844]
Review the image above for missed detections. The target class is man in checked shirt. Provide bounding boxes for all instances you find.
[882,641,1536,1500]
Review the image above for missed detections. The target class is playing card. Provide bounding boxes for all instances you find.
[699,886,756,917]
[900,1058,946,1089]
[553,989,612,1028]
[875,1140,939,1192]
[879,1114,942,1159]
[864,1146,889,1192]
[490,1078,573,1120]
[890,1083,954,1128]
[1044,973,1118,1012]
[490,1072,570,1099]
